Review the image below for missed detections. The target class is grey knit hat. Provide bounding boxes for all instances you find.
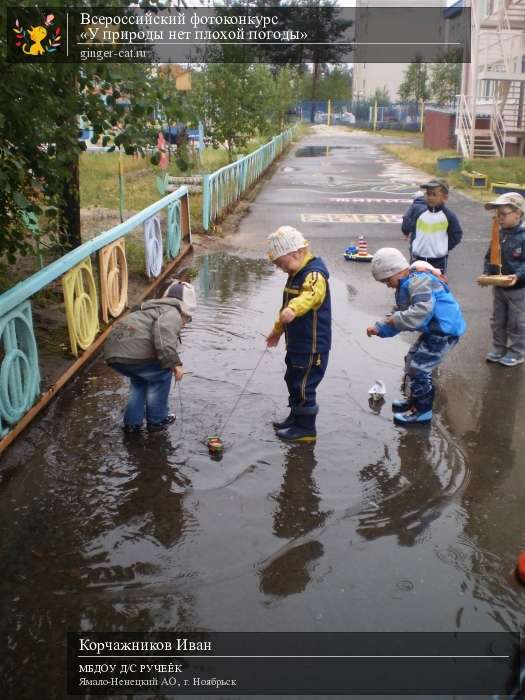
[163,280,197,317]
[371,248,409,281]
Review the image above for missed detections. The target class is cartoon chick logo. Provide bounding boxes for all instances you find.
[13,14,62,56]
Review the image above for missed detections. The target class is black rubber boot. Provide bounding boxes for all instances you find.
[276,405,318,443]
[392,398,412,412]
[272,412,295,430]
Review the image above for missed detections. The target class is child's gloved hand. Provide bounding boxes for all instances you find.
[366,325,379,337]
[279,307,296,324]
[266,330,281,347]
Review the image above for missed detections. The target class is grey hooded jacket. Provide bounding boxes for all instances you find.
[104,298,184,368]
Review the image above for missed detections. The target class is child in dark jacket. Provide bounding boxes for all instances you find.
[104,280,196,433]
[266,226,331,443]
[402,177,463,272]
[482,192,525,367]
[367,247,466,425]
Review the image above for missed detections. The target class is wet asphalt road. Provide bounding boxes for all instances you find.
[0,126,524,699]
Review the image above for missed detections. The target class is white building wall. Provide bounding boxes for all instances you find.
[353,0,447,101]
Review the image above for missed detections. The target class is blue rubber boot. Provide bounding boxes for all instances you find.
[393,409,433,425]
[276,405,318,443]
[393,389,433,425]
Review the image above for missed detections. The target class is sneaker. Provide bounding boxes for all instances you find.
[392,398,412,412]
[393,409,432,425]
[147,414,176,432]
[123,424,142,434]
[498,355,524,367]
[486,351,505,363]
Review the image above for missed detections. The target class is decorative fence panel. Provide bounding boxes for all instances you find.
[0,187,192,442]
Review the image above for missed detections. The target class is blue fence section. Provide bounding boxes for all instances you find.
[294,99,427,131]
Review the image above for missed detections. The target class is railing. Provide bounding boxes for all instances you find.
[0,187,192,440]
[456,94,474,158]
[202,128,295,231]
[491,107,507,156]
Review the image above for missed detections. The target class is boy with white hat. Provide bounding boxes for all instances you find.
[266,226,331,443]
[482,192,525,367]
[367,247,465,424]
[104,279,197,433]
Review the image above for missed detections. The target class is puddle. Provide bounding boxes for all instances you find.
[295,145,374,158]
[0,250,523,695]
[295,146,332,157]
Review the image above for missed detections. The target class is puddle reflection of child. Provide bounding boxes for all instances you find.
[266,227,331,443]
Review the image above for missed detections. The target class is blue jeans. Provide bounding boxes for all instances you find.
[284,352,329,408]
[110,361,172,426]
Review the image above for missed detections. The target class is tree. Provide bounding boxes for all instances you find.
[269,66,303,131]
[287,1,353,121]
[0,1,187,261]
[371,85,391,106]
[398,58,431,102]
[190,64,276,162]
[429,62,461,105]
[317,67,352,101]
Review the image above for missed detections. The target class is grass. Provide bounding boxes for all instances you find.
[347,126,423,141]
[80,128,302,251]
[382,143,525,202]
[80,135,274,211]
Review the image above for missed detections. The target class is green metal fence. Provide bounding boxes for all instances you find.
[202,128,295,231]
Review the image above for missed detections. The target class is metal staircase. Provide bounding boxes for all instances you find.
[456,0,525,158]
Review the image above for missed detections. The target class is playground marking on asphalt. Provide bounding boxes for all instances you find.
[301,213,403,224]
[329,197,413,204]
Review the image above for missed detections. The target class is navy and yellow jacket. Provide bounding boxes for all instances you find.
[273,253,331,354]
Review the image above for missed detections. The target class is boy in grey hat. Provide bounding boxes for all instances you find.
[104,280,196,432]
[482,192,525,367]
[367,247,465,424]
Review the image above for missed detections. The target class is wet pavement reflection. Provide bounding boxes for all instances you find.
[1,244,525,694]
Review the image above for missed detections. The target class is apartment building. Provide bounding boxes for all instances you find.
[352,0,447,101]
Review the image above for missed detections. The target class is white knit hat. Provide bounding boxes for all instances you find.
[163,280,197,317]
[371,248,409,281]
[267,226,308,261]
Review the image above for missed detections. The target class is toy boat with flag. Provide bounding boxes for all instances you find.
[344,236,373,262]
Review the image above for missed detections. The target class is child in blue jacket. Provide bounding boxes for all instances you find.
[367,247,466,425]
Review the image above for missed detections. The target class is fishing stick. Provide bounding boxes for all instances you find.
[217,346,269,435]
